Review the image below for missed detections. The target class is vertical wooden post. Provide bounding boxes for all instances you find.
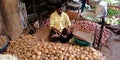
[0,0,23,39]
[97,17,105,50]
[32,0,38,23]
[32,0,38,29]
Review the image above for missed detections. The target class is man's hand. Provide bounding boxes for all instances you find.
[62,27,71,35]
[51,27,61,34]
[51,33,60,38]
[67,26,74,33]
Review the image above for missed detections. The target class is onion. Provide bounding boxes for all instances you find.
[72,20,110,44]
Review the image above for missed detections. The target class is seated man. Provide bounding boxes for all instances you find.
[49,2,73,43]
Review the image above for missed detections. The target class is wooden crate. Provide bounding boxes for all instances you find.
[73,30,94,44]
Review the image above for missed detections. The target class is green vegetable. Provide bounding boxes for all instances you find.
[105,16,120,25]
[107,8,120,16]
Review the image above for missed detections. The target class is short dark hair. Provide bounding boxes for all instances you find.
[55,2,62,9]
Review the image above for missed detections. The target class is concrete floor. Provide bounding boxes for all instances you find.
[101,31,120,60]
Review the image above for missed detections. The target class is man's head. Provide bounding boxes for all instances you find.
[55,2,62,15]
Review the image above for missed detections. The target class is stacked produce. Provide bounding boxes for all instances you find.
[5,34,107,60]
[106,16,120,25]
[83,16,100,22]
[108,6,120,11]
[107,8,120,16]
[105,0,119,5]
[0,36,7,48]
[72,20,110,44]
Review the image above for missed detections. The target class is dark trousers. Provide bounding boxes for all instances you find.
[81,0,86,13]
[49,29,73,43]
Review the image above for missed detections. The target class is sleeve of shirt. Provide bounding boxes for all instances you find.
[50,14,55,28]
[65,13,71,27]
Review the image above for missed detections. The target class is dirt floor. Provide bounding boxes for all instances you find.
[33,27,50,42]
[101,31,120,60]
[33,27,120,60]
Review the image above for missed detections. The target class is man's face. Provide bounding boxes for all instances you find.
[56,7,62,15]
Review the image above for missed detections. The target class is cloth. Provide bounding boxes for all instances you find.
[50,11,71,32]
[0,54,18,60]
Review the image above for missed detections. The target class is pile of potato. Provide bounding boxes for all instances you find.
[0,36,7,48]
[72,20,110,44]
[5,34,107,60]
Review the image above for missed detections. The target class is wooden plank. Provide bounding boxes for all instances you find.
[73,30,94,43]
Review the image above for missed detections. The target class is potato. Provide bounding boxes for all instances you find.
[80,55,84,60]
[32,55,36,60]
[36,55,40,60]
[37,51,42,56]
[5,34,107,60]
[84,57,89,60]
[0,36,7,48]
[59,55,64,60]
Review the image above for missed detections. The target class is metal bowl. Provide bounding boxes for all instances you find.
[0,34,10,53]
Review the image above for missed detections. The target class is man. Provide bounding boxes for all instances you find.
[49,2,73,43]
[80,0,86,13]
